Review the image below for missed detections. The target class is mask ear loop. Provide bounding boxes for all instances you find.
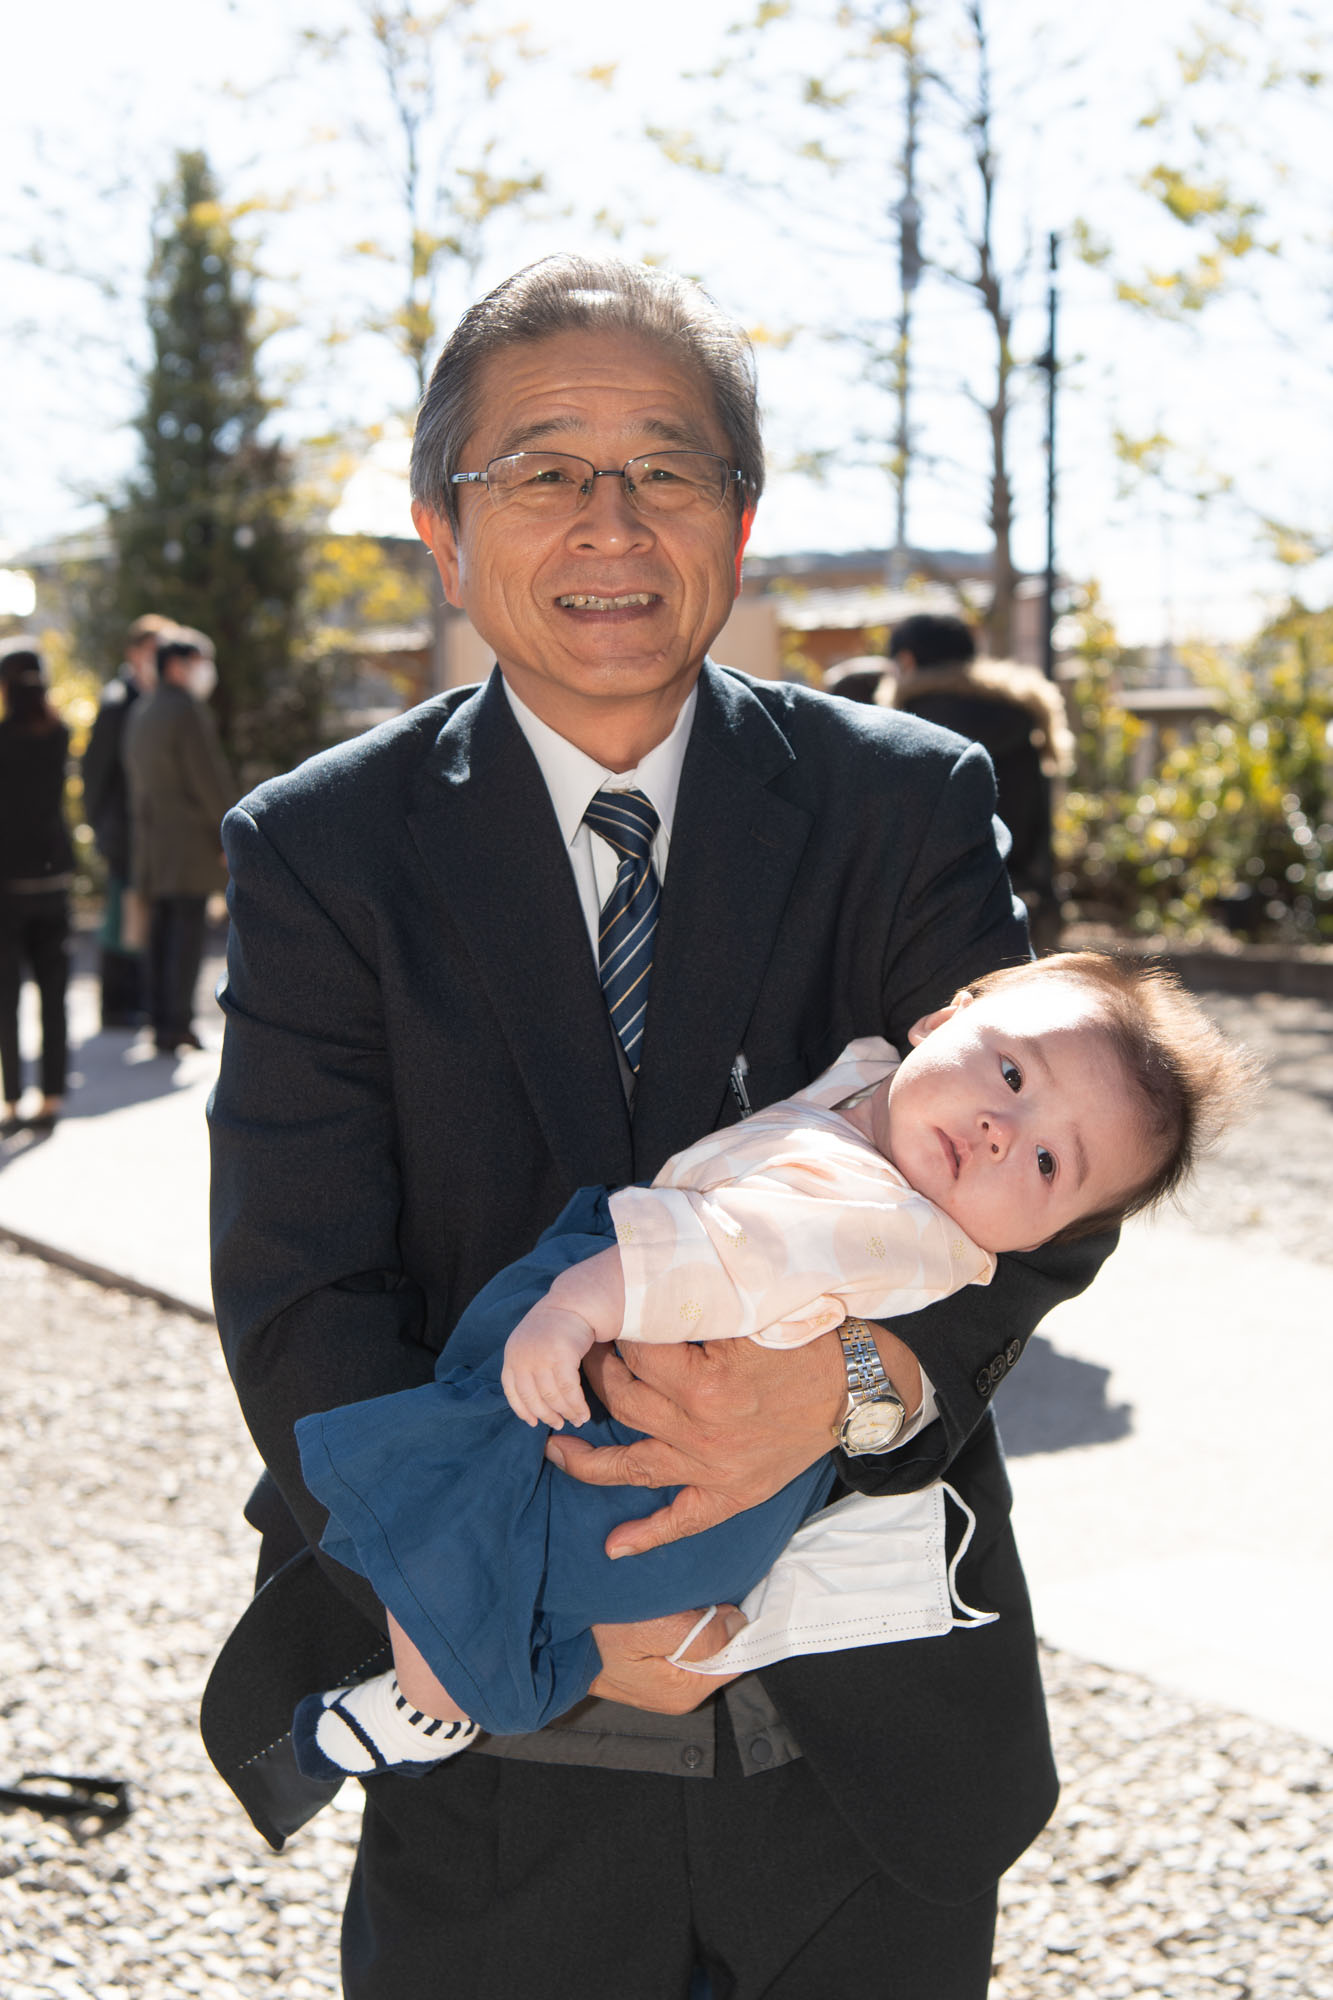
[942,1483,1000,1629]
[667,1605,721,1667]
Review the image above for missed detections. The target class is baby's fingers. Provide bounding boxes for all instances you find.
[501,1361,590,1432]
[500,1367,545,1428]
[540,1366,590,1431]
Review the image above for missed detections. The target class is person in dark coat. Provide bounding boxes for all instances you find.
[204,255,1112,2000]
[0,649,74,1133]
[123,632,235,1055]
[81,612,175,1027]
[888,614,1074,953]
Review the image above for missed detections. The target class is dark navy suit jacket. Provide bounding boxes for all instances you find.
[205,663,1108,1899]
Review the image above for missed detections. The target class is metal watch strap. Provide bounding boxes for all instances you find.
[838,1317,891,1401]
[835,1317,907,1454]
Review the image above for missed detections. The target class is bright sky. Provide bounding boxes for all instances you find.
[3,0,1330,649]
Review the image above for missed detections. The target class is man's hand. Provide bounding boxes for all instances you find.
[545,1332,847,1559]
[589,1604,747,1711]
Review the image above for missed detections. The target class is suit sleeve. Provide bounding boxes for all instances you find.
[209,804,434,1626]
[844,734,1115,1495]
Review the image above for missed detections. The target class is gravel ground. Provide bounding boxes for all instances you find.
[1,989,1330,1996]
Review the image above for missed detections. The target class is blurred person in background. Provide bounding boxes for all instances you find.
[123,630,235,1056]
[818,655,885,705]
[0,649,74,1134]
[81,612,174,1027]
[888,614,1074,954]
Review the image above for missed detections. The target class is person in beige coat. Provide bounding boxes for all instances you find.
[123,632,235,1054]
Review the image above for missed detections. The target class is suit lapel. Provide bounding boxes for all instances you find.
[405,672,634,1192]
[632,666,812,1174]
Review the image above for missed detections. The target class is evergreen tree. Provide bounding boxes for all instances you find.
[110,150,310,778]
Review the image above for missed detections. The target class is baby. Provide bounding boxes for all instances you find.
[292,950,1254,1782]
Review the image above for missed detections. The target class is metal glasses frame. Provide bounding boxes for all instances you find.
[448,450,746,515]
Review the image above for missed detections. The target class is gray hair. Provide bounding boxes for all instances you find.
[409,254,765,523]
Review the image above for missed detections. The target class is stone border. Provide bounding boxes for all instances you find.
[0,1224,215,1323]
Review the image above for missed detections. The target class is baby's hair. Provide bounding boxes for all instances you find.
[959,950,1261,1242]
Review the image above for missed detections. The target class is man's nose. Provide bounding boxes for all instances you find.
[568,472,653,549]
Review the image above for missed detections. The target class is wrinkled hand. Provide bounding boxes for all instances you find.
[545,1331,846,1559]
[589,1604,747,1711]
[501,1305,593,1429]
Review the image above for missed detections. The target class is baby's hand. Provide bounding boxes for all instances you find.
[501,1305,595,1430]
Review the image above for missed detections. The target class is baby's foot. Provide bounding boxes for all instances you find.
[293,1670,478,1779]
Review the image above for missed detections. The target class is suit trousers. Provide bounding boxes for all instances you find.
[341,1707,997,2000]
[147,894,207,1046]
[0,891,69,1102]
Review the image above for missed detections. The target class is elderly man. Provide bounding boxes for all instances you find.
[205,256,1108,1999]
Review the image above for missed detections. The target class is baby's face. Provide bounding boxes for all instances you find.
[869,978,1146,1253]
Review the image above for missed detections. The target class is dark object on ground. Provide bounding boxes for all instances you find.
[0,1772,132,1832]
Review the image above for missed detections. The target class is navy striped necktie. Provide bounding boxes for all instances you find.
[583,787,660,1073]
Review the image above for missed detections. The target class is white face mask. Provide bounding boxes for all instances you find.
[669,1482,998,1676]
[186,658,218,702]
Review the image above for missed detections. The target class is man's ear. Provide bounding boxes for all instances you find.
[906,992,972,1046]
[412,499,464,608]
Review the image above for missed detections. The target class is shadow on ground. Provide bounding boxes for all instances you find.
[994,1334,1135,1456]
[0,929,226,1176]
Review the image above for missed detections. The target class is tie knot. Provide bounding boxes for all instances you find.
[583,788,659,865]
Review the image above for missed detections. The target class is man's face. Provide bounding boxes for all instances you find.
[872,977,1148,1253]
[412,329,749,754]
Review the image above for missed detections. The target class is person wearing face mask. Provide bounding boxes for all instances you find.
[122,630,234,1055]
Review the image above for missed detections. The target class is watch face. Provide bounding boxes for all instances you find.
[841,1397,906,1454]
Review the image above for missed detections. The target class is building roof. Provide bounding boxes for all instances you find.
[743,545,998,587]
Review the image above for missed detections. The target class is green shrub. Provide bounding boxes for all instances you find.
[1055,597,1333,941]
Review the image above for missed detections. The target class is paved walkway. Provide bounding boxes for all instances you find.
[3,949,1329,1750]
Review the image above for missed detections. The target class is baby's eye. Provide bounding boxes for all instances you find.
[1036,1147,1056,1181]
[1001,1058,1022,1093]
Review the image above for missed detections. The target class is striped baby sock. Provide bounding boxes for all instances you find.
[293,1669,478,1779]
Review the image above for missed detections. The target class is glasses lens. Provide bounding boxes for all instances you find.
[485,454,592,512]
[625,453,732,515]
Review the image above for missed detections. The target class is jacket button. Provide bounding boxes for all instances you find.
[682,1744,703,1770]
[749,1736,772,1765]
[1005,1339,1022,1367]
[975,1368,994,1398]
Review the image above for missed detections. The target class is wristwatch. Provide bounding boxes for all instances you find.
[834,1318,907,1456]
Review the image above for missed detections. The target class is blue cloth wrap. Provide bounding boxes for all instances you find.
[296,1188,837,1735]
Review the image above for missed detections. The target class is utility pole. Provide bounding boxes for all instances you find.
[887,38,923,587]
[1038,230,1059,679]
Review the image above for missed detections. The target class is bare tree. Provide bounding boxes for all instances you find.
[307,1,547,404]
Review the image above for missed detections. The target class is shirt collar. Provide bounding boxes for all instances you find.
[501,675,698,849]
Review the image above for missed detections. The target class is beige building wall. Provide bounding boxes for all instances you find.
[708,597,782,679]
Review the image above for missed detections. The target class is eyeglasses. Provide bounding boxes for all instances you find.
[449,451,745,520]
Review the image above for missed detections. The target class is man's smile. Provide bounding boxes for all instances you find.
[555,592,660,612]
